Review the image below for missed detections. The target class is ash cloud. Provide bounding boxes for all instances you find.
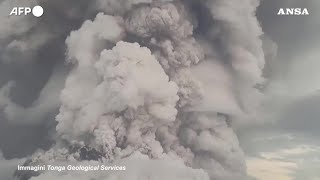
[0,0,269,180]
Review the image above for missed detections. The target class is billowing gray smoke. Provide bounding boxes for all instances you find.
[0,0,267,179]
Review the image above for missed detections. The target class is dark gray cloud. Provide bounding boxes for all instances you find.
[240,1,320,179]
[257,0,320,76]
[0,0,88,158]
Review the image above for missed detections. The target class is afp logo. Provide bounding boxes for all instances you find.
[277,8,309,16]
[9,5,44,17]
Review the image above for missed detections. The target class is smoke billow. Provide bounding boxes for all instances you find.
[0,0,268,180]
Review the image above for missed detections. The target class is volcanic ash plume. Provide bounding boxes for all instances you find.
[1,0,267,180]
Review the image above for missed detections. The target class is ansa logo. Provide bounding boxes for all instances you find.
[277,8,309,16]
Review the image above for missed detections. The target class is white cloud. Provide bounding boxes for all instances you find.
[246,141,320,180]
[261,145,320,160]
[247,157,297,180]
[252,133,295,142]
